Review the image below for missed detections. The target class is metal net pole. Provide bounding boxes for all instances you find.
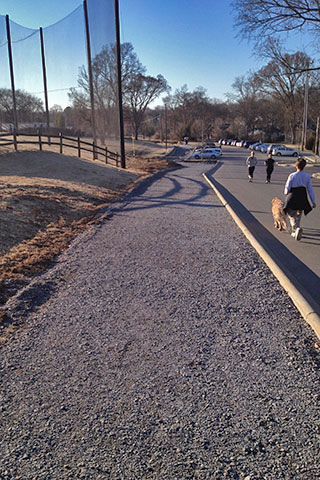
[40,27,51,143]
[5,15,18,133]
[114,0,126,168]
[83,0,98,159]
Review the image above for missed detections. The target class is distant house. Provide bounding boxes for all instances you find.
[0,122,54,133]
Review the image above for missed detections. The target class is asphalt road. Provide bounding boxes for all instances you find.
[183,146,320,314]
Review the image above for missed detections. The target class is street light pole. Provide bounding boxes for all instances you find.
[301,70,310,152]
[315,116,320,156]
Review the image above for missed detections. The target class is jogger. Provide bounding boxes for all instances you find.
[246,151,257,182]
[264,153,275,183]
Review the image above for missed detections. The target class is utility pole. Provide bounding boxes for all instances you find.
[301,71,310,151]
[315,116,320,156]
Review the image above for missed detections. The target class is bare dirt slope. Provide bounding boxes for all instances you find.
[0,149,176,319]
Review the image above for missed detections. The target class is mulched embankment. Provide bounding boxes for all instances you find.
[0,163,320,479]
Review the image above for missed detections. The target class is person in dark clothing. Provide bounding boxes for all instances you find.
[283,157,316,240]
[264,153,275,183]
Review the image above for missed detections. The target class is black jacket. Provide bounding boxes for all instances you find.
[284,186,312,215]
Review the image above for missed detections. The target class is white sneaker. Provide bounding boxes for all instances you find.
[291,232,296,237]
[295,227,303,241]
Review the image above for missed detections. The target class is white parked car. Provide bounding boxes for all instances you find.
[193,145,221,153]
[267,144,282,154]
[272,146,299,157]
[259,144,270,153]
[190,148,222,160]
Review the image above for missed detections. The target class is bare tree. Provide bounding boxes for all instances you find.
[253,39,313,142]
[229,73,262,137]
[68,88,91,135]
[0,88,43,126]
[125,74,169,139]
[232,0,320,42]
[163,85,216,140]
[69,43,168,143]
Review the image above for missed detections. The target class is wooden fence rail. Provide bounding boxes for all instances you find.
[0,132,121,167]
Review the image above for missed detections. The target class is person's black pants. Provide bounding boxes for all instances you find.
[266,166,273,181]
[248,166,255,178]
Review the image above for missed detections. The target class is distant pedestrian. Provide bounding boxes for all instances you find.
[264,153,275,183]
[184,136,189,145]
[246,151,257,182]
[283,157,316,241]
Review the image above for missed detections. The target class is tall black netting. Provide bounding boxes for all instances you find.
[87,0,119,150]
[0,15,6,46]
[43,6,86,112]
[88,0,115,57]
[0,16,10,130]
[10,22,43,126]
[0,1,119,153]
[0,41,9,88]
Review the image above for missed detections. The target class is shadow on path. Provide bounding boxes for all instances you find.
[207,173,320,316]
[114,165,224,213]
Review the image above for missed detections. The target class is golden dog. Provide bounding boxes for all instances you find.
[272,197,287,231]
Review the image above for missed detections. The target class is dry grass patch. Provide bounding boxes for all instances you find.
[0,149,178,323]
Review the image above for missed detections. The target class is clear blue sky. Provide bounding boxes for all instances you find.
[0,0,315,107]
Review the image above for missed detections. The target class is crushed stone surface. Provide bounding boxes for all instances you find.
[0,163,320,479]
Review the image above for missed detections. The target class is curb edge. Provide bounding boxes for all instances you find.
[203,171,320,341]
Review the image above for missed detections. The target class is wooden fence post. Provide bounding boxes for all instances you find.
[92,141,96,160]
[105,146,108,164]
[59,132,63,154]
[78,136,81,158]
[38,130,42,151]
[13,130,17,151]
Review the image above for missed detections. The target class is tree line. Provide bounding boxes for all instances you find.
[1,0,320,150]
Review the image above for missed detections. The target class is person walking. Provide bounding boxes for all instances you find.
[264,153,275,183]
[283,157,316,241]
[246,151,257,182]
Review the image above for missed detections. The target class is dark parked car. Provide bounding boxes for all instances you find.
[202,141,217,148]
[243,141,256,148]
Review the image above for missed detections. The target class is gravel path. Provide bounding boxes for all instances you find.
[1,162,320,480]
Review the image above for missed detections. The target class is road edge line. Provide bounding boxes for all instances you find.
[203,171,320,340]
